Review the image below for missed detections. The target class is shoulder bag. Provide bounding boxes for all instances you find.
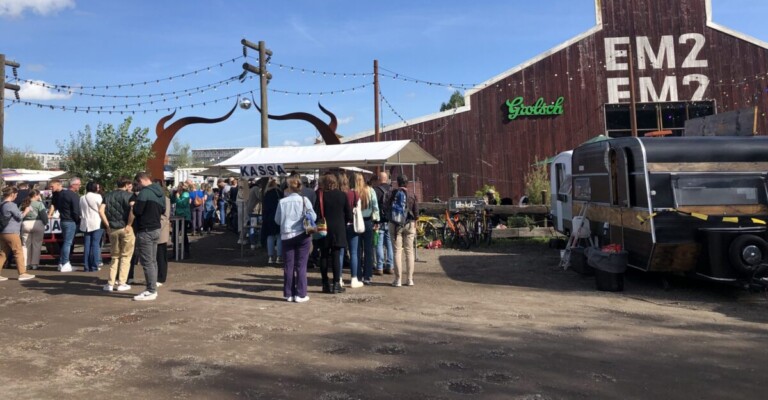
[313,191,328,239]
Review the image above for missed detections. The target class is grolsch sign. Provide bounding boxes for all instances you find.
[504,96,565,120]
[240,164,288,178]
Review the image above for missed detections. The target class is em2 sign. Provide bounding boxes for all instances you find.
[605,33,710,103]
[240,164,288,177]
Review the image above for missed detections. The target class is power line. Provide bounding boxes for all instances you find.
[269,82,373,96]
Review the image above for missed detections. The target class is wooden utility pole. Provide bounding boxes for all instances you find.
[628,45,638,138]
[374,59,381,174]
[241,39,273,148]
[0,54,22,186]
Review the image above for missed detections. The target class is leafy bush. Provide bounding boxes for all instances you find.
[524,158,550,205]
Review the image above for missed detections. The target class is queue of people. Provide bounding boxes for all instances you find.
[1,169,420,305]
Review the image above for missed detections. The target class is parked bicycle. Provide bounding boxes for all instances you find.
[442,209,470,249]
[465,208,493,246]
[415,214,441,246]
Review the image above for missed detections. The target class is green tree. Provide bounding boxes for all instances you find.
[57,117,154,190]
[170,139,192,168]
[440,90,465,112]
[2,147,43,169]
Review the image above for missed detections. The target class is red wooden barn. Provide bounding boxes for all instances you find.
[348,0,768,202]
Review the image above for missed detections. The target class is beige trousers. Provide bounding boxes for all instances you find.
[389,221,416,282]
[21,220,45,267]
[0,233,27,275]
[108,228,136,286]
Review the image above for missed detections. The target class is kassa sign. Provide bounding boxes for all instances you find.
[240,164,288,178]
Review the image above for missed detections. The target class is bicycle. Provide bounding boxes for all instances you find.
[466,208,493,246]
[442,209,470,249]
[415,214,441,247]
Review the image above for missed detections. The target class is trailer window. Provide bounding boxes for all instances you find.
[574,177,591,201]
[673,176,768,206]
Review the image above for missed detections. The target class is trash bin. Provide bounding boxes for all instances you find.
[569,247,593,275]
[585,247,628,292]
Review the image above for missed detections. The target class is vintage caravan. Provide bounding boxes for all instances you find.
[552,136,768,284]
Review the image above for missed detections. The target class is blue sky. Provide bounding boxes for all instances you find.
[2,0,767,153]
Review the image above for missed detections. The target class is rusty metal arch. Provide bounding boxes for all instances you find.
[146,101,238,180]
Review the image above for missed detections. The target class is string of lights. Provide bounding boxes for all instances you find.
[269,82,373,96]
[7,90,251,114]
[14,75,245,98]
[259,59,372,78]
[15,56,244,90]
[379,66,478,89]
[379,90,460,138]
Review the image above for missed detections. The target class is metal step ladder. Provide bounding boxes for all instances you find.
[559,203,591,270]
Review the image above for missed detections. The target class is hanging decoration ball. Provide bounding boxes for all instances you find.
[239,97,252,110]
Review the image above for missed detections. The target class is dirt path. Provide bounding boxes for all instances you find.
[1,231,766,399]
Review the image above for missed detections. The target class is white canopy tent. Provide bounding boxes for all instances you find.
[216,140,439,170]
[2,169,67,182]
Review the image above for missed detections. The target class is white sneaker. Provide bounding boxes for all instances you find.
[116,284,131,291]
[286,296,294,302]
[103,284,114,291]
[18,274,35,281]
[295,296,310,303]
[59,262,73,273]
[392,279,401,287]
[0,276,7,282]
[338,279,344,288]
[157,282,164,287]
[250,244,256,250]
[267,257,274,264]
[350,278,364,288]
[237,239,245,245]
[406,279,414,286]
[133,291,157,301]
[275,256,283,264]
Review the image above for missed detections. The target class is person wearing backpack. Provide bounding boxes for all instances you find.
[388,175,418,287]
[0,186,36,281]
[374,171,394,275]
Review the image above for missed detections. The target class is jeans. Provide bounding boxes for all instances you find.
[375,223,393,271]
[267,234,282,258]
[192,205,204,233]
[59,220,77,266]
[345,225,360,280]
[218,200,227,224]
[136,229,161,293]
[249,214,261,246]
[360,220,375,280]
[282,233,311,298]
[157,242,168,283]
[83,229,104,271]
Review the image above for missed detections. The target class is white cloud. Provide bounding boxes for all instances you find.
[0,0,75,18]
[282,140,301,147]
[337,116,354,125]
[6,80,73,100]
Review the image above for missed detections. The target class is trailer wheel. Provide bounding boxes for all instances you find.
[728,234,768,276]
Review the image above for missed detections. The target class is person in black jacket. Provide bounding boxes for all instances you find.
[49,178,81,273]
[131,172,166,301]
[314,173,352,294]
[374,171,394,275]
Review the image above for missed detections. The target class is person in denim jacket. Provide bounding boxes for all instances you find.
[275,176,316,303]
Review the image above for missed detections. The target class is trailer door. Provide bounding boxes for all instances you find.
[610,148,631,245]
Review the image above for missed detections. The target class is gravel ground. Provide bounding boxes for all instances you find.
[0,231,766,400]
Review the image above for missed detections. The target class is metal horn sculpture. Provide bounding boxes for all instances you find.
[146,101,238,180]
[254,101,341,145]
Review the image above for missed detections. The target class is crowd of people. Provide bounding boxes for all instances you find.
[0,169,420,304]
